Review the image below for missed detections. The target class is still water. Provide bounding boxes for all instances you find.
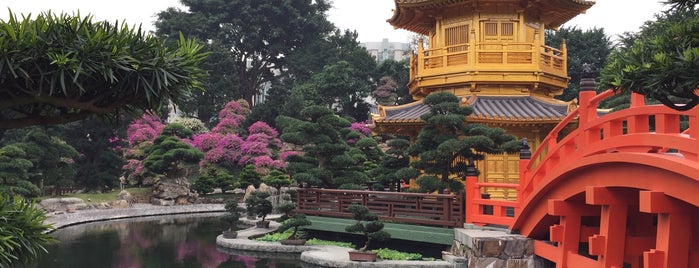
[29,213,303,268]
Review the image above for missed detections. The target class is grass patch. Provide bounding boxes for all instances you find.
[255,230,353,248]
[374,248,427,261]
[306,238,353,248]
[51,187,151,204]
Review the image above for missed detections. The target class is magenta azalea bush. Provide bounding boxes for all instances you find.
[120,99,292,185]
[120,112,165,185]
[190,100,287,176]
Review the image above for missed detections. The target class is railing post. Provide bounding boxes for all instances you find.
[518,138,531,207]
[296,188,303,210]
[578,63,597,126]
[560,39,568,77]
[417,38,425,71]
[464,160,479,225]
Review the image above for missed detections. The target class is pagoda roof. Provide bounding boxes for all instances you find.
[389,0,596,35]
[373,95,571,124]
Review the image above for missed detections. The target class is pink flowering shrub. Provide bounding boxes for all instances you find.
[120,113,165,185]
[211,100,250,134]
[350,122,371,136]
[126,113,165,146]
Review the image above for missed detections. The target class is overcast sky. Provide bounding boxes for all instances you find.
[1,0,669,43]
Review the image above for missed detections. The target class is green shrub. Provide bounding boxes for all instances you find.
[374,248,423,261]
[256,229,292,242]
[306,238,353,248]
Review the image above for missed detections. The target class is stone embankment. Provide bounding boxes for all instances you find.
[46,203,225,229]
[44,199,463,267]
[217,221,459,268]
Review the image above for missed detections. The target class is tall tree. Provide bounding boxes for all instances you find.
[545,27,613,101]
[309,60,373,121]
[600,2,699,110]
[60,117,126,192]
[155,0,333,113]
[373,59,413,105]
[0,11,207,130]
[406,92,520,193]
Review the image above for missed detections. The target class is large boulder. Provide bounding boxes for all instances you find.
[116,190,134,204]
[38,197,89,212]
[150,177,198,206]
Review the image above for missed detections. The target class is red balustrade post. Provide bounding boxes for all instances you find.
[578,66,597,127]
[464,159,479,225]
[518,139,531,212]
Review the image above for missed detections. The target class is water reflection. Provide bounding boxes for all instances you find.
[28,213,302,268]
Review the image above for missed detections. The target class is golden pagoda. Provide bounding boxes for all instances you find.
[372,0,595,198]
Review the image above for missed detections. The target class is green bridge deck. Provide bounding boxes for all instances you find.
[304,216,455,245]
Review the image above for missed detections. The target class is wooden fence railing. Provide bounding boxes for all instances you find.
[296,188,464,228]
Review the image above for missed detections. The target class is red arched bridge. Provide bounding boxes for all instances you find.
[465,87,699,268]
[296,83,699,268]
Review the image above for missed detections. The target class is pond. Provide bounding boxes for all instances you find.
[26,213,303,268]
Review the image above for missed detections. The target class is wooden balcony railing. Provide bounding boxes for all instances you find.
[409,42,566,81]
[296,188,464,228]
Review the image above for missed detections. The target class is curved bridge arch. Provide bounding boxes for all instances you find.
[463,90,699,267]
[512,154,699,267]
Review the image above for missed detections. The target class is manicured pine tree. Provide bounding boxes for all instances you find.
[142,124,203,178]
[277,105,368,189]
[121,113,166,186]
[370,138,417,192]
[0,145,38,197]
[406,92,521,193]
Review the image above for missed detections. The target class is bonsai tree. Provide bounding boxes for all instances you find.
[278,214,312,241]
[345,204,391,252]
[277,202,296,222]
[245,191,273,224]
[221,199,245,238]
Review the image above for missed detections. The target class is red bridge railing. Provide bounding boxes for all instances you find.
[465,87,699,228]
[296,188,464,228]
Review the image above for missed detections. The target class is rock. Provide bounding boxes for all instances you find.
[243,185,256,201]
[117,190,134,204]
[111,199,130,209]
[151,198,175,206]
[258,183,277,196]
[150,177,198,206]
[39,197,89,212]
[231,188,246,194]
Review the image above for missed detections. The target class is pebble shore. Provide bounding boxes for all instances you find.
[46,203,226,229]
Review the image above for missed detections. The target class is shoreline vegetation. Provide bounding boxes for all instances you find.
[42,189,458,266]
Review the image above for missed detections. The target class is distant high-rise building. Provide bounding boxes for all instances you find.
[361,38,410,63]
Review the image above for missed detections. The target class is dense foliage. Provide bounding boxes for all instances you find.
[155,0,333,119]
[0,195,55,266]
[0,11,207,130]
[600,2,699,110]
[406,92,520,193]
[142,130,203,177]
[277,105,369,188]
[546,27,613,101]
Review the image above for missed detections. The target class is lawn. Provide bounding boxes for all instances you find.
[54,187,152,203]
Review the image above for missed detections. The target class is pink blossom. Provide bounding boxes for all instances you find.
[350,121,372,136]
[279,151,300,160]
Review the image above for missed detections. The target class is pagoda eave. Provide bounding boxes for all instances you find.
[389,0,595,33]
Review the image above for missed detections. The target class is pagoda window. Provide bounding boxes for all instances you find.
[445,24,469,53]
[481,21,517,43]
